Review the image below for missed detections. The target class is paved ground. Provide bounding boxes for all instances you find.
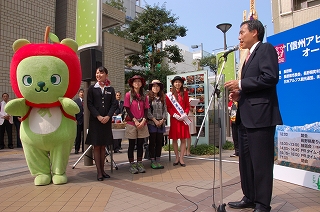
[0,140,319,212]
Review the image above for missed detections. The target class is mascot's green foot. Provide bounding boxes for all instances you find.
[52,173,67,185]
[34,174,51,186]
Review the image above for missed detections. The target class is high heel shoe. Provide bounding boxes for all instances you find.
[97,175,104,181]
[103,173,110,178]
[179,162,186,167]
[173,161,179,166]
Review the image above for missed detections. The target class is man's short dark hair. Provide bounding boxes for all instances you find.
[2,93,8,97]
[241,19,265,42]
[78,88,84,93]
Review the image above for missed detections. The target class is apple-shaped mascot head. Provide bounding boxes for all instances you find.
[10,27,81,107]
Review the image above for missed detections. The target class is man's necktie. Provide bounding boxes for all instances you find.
[238,50,250,80]
[245,51,251,64]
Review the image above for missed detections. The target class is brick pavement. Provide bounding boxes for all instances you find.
[0,143,319,212]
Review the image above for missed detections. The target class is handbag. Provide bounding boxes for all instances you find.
[123,108,131,122]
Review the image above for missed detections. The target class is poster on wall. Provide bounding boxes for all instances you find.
[167,70,209,145]
[268,18,320,190]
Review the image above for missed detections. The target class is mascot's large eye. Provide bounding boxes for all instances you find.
[51,74,61,85]
[23,75,32,86]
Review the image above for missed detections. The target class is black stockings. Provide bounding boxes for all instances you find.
[128,138,144,163]
[93,145,106,178]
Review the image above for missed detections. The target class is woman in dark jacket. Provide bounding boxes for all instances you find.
[85,66,117,181]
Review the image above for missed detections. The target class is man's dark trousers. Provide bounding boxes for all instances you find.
[238,123,275,211]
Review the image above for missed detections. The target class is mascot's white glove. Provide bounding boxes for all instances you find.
[173,113,181,120]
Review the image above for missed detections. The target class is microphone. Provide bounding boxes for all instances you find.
[222,45,239,57]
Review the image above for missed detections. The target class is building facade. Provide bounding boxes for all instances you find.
[0,0,141,147]
[272,0,320,33]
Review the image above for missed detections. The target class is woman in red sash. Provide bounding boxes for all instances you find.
[166,76,190,167]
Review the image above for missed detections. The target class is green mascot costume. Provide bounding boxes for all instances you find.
[5,27,82,186]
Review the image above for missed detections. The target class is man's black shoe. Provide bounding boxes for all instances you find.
[228,200,255,209]
[8,145,14,149]
[114,150,122,153]
[75,150,79,154]
[0,146,4,149]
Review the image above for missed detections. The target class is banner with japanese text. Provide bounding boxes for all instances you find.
[269,18,320,190]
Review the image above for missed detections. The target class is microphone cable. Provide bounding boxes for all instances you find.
[174,53,240,212]
[175,181,241,212]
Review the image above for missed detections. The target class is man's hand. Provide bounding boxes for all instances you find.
[229,91,240,102]
[224,80,240,92]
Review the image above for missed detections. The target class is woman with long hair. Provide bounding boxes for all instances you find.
[85,66,117,181]
[166,76,190,167]
[147,80,167,169]
[124,75,150,174]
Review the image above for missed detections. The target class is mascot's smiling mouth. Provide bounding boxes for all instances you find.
[35,81,49,92]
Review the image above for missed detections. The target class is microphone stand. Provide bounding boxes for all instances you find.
[194,54,229,212]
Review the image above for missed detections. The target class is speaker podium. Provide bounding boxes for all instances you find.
[80,49,102,81]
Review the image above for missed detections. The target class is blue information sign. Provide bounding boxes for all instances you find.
[268,18,320,127]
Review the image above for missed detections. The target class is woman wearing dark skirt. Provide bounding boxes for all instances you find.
[85,66,117,181]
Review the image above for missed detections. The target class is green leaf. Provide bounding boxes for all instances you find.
[49,32,60,43]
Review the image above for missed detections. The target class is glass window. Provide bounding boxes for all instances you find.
[293,0,320,11]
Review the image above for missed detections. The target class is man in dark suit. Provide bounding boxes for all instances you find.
[13,116,22,148]
[0,93,13,149]
[74,88,84,154]
[113,91,124,153]
[224,19,283,212]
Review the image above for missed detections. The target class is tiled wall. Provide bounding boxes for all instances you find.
[0,0,56,97]
[103,33,126,95]
[0,0,56,146]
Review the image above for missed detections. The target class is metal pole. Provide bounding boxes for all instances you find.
[223,32,230,137]
[84,81,93,166]
[223,33,227,50]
